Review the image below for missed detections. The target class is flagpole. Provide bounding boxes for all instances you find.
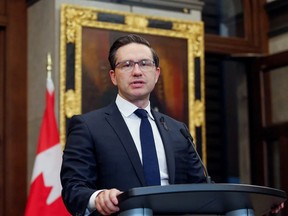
[47,52,52,79]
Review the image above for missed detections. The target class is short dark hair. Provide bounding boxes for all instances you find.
[108,34,159,70]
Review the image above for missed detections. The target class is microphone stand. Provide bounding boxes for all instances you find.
[180,128,212,184]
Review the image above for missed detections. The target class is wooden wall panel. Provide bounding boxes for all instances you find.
[0,27,4,216]
[0,0,27,215]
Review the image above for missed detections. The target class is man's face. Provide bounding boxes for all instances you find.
[109,43,160,106]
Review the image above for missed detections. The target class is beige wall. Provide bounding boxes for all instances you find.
[269,33,288,54]
[267,0,288,125]
[269,33,288,124]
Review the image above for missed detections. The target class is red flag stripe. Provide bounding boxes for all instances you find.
[25,75,70,216]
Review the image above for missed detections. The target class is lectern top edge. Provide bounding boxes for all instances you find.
[118,183,287,201]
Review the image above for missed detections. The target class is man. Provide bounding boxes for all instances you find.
[60,34,207,216]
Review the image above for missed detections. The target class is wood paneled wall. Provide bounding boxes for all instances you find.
[0,0,27,215]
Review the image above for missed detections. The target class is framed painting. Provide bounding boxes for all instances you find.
[60,4,206,163]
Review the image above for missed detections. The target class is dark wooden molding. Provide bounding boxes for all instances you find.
[266,0,288,37]
[259,50,288,72]
[247,60,266,185]
[205,34,263,55]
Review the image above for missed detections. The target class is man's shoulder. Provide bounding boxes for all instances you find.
[73,103,118,121]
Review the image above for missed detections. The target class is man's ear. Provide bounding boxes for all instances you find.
[109,70,117,86]
[155,67,161,83]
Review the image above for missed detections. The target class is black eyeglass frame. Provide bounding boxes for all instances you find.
[115,59,156,72]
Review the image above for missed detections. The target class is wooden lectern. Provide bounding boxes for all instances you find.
[117,184,286,216]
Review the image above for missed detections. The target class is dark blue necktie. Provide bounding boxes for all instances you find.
[134,109,161,186]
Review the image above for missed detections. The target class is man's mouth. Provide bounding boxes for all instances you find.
[131,80,145,87]
[132,80,144,84]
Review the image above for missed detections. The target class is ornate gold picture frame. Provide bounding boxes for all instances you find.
[60,4,206,163]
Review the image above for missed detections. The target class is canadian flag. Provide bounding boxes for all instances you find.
[25,73,70,215]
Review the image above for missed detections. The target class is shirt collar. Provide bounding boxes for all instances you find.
[115,94,154,120]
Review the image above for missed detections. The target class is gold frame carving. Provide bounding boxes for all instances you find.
[60,4,206,164]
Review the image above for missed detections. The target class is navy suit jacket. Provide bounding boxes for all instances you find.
[60,103,206,216]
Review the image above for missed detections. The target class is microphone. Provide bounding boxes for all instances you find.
[180,128,212,183]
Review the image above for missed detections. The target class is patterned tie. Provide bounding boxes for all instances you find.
[134,109,161,186]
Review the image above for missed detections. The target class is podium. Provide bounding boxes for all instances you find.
[117,184,286,216]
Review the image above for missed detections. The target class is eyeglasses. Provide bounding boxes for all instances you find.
[115,59,155,73]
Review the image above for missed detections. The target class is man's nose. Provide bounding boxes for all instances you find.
[132,63,142,74]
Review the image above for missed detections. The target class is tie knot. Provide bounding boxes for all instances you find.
[134,109,148,119]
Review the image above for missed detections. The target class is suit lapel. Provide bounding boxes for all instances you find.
[152,110,176,184]
[104,103,146,186]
